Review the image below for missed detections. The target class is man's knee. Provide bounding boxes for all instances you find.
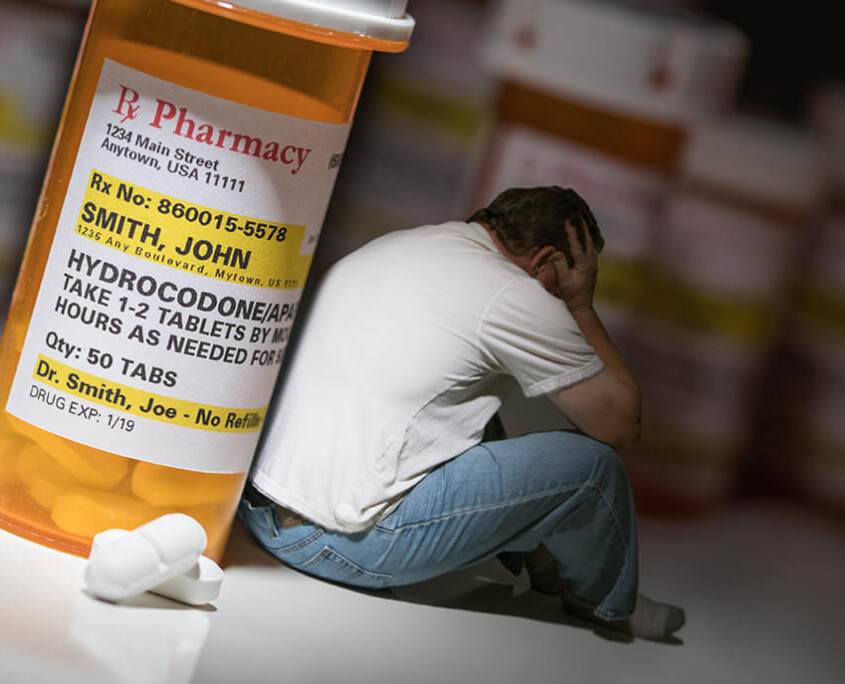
[587,437,621,464]
[586,439,634,506]
[480,430,629,492]
[517,430,622,479]
[539,430,620,462]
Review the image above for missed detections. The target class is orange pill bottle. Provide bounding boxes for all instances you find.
[0,0,413,560]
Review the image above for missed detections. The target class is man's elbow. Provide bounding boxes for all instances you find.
[601,417,641,449]
[548,375,642,448]
[596,397,642,448]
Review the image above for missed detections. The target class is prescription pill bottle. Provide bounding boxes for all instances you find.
[319,0,494,266]
[0,0,413,560]
[626,116,823,514]
[473,0,747,437]
[0,0,89,319]
[775,85,845,512]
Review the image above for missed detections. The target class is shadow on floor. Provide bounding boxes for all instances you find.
[377,560,683,645]
[223,517,683,645]
[220,517,282,570]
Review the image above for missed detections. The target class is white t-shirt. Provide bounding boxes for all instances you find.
[250,221,604,532]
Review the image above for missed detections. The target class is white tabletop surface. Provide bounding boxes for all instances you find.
[2,498,844,684]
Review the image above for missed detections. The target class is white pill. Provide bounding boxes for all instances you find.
[135,513,207,565]
[152,556,224,606]
[90,527,131,550]
[85,513,207,603]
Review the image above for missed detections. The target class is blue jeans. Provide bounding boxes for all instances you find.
[238,431,639,621]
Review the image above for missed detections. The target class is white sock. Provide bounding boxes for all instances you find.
[616,594,686,639]
[565,593,686,641]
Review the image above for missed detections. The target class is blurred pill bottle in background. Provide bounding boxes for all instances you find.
[471,0,747,437]
[770,85,845,513]
[624,116,824,515]
[0,0,413,560]
[0,0,89,320]
[316,0,495,268]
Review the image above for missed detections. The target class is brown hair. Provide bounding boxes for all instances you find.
[468,186,604,263]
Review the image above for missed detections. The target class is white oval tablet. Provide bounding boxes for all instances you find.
[85,513,207,603]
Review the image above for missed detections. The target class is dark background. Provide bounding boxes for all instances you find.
[705,0,843,122]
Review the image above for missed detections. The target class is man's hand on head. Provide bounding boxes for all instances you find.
[550,221,598,312]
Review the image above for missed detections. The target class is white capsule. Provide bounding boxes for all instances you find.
[85,513,207,603]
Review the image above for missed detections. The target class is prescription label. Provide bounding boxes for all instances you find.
[6,59,350,472]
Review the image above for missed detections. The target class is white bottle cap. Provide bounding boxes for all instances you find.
[482,0,748,124]
[219,0,414,44]
[85,514,220,605]
[809,83,845,197]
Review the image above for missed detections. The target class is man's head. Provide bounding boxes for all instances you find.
[468,186,604,265]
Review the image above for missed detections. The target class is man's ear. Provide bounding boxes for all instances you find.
[528,245,556,277]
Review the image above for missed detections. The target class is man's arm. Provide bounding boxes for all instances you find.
[544,222,641,448]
